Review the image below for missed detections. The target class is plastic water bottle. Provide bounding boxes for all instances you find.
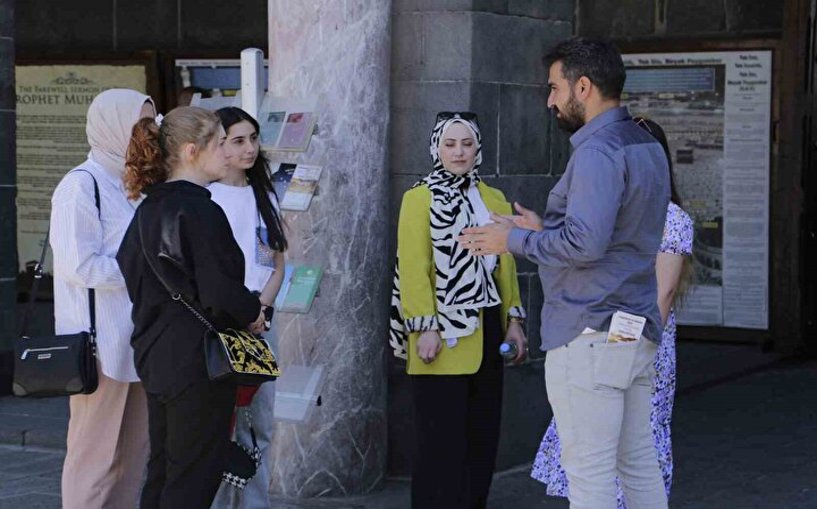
[499,342,518,360]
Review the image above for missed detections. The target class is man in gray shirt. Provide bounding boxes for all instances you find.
[458,37,669,509]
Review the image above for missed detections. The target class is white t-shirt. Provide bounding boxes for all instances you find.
[208,182,279,293]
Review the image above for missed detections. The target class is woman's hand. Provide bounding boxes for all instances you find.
[505,321,528,364]
[248,309,265,334]
[417,330,443,364]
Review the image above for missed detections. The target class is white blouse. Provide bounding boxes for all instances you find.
[50,159,140,382]
[467,182,497,273]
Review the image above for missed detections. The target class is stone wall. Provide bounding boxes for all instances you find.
[577,0,783,39]
[388,0,574,475]
[16,0,267,53]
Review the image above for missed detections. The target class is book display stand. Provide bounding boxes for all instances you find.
[239,49,327,422]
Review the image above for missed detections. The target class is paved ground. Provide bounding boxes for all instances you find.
[1,343,815,508]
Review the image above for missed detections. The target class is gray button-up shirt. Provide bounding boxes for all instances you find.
[507,106,670,350]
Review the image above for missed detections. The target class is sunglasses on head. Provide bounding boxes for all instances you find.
[436,111,479,123]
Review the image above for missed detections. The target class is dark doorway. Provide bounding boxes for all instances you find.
[801,0,817,355]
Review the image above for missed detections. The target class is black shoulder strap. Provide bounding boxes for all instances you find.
[136,210,176,297]
[20,170,100,338]
[136,211,217,333]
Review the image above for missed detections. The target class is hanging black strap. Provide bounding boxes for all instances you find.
[20,170,100,338]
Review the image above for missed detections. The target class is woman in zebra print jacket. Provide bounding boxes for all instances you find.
[389,112,527,509]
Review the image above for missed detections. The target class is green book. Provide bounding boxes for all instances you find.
[279,265,322,313]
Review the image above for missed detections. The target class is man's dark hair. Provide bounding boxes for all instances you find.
[543,37,626,100]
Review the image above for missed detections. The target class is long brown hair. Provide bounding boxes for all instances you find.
[633,116,695,305]
[216,107,287,252]
[124,106,220,199]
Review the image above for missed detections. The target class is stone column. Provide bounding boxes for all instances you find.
[266,1,391,498]
[0,0,16,393]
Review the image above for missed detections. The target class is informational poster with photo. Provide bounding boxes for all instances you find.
[15,64,147,273]
[621,50,771,329]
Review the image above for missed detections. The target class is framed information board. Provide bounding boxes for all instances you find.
[621,49,773,330]
[15,54,158,275]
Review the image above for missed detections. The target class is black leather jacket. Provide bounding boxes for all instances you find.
[117,180,260,397]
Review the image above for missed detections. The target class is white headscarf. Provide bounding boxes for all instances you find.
[86,89,155,180]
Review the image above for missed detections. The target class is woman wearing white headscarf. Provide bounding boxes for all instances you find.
[389,112,527,509]
[50,88,156,508]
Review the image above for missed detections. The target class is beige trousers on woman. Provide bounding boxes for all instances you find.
[61,372,149,509]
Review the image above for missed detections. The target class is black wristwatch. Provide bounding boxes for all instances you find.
[262,305,274,331]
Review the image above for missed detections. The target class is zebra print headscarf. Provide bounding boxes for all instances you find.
[389,114,501,359]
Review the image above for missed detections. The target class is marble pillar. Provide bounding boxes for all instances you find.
[266,0,391,498]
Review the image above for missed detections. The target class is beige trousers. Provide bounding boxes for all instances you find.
[61,371,149,509]
[545,332,668,509]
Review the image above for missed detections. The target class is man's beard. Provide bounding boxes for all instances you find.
[554,93,585,133]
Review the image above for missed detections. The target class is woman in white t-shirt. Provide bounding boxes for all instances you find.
[209,106,287,509]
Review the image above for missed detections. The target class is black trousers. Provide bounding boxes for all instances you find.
[411,306,504,509]
[141,377,236,509]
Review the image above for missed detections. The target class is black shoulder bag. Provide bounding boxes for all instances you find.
[13,170,100,398]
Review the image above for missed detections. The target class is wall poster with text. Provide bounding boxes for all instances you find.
[16,64,147,273]
[622,50,771,329]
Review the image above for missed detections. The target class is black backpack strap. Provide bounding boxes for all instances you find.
[20,169,100,338]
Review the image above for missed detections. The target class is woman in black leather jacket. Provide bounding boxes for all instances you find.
[116,106,264,509]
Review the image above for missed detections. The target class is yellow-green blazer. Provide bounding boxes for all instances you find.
[398,181,524,375]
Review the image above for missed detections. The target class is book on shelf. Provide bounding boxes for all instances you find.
[259,110,286,148]
[280,164,322,211]
[276,112,317,152]
[278,265,323,314]
[271,162,297,199]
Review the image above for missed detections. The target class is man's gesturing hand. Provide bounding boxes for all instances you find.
[457,221,513,256]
